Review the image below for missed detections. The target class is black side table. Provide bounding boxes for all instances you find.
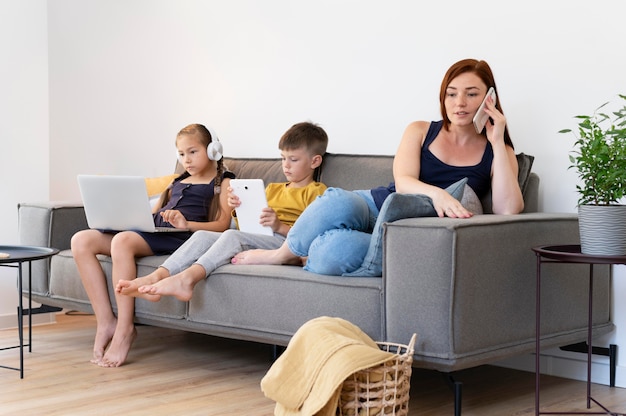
[0,245,59,378]
[533,244,625,416]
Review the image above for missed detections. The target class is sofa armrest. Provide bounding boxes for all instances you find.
[18,201,87,250]
[382,213,611,371]
[18,202,88,296]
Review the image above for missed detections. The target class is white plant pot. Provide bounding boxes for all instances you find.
[578,204,626,256]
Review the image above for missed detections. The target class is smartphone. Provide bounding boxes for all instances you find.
[472,87,497,134]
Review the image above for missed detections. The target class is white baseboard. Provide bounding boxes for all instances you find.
[0,311,58,330]
[495,347,625,387]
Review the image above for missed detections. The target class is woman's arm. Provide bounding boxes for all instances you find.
[393,121,470,218]
[483,99,524,215]
[489,143,524,214]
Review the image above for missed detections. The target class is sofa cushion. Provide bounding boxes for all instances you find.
[187,264,384,342]
[516,152,535,195]
[460,185,483,215]
[145,174,178,197]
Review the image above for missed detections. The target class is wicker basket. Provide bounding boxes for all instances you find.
[337,333,417,416]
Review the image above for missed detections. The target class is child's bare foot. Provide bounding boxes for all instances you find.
[232,248,302,266]
[138,265,205,302]
[98,326,137,368]
[116,267,170,297]
[91,320,116,365]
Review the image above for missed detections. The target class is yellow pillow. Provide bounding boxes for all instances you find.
[145,174,178,197]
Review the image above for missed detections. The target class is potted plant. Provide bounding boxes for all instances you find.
[560,94,626,255]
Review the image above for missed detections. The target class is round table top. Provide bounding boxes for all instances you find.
[0,245,59,264]
[532,244,626,264]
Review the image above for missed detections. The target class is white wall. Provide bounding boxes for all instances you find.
[0,0,49,327]
[46,0,626,213]
[4,0,626,384]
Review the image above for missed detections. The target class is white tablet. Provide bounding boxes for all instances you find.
[230,179,273,236]
[472,87,497,134]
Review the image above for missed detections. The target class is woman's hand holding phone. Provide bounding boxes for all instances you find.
[472,87,497,133]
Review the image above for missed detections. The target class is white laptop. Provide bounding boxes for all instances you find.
[77,174,187,233]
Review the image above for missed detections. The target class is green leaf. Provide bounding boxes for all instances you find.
[563,94,626,205]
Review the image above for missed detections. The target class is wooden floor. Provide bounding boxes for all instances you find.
[1,312,625,416]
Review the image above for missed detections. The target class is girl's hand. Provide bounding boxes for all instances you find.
[431,189,472,218]
[160,209,188,229]
[259,207,281,232]
[227,186,241,209]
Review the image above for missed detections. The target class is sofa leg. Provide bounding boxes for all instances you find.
[454,380,462,416]
[271,344,285,361]
[442,373,462,416]
[21,304,63,315]
[559,342,618,387]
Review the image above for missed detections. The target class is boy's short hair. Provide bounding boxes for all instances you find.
[279,122,328,156]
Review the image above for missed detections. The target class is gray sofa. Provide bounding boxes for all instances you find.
[18,153,613,375]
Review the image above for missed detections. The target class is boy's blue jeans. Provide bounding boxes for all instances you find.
[286,187,379,275]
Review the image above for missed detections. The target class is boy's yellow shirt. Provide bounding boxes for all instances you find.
[265,182,326,227]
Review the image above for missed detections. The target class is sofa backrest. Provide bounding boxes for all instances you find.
[222,157,286,184]
[219,152,538,213]
[222,153,395,191]
[319,153,394,190]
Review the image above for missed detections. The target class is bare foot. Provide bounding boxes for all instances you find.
[98,326,137,368]
[138,265,205,302]
[91,320,116,365]
[232,248,302,265]
[116,267,170,297]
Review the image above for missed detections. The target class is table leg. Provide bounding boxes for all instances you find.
[587,265,593,409]
[536,253,541,416]
[17,261,24,379]
[28,260,32,352]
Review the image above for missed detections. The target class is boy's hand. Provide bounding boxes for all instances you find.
[259,207,282,232]
[226,186,241,209]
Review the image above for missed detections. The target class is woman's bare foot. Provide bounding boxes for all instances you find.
[138,265,206,302]
[116,267,170,298]
[232,247,302,266]
[98,326,137,368]
[91,319,117,365]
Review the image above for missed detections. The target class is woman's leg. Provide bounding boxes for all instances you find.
[100,231,153,367]
[117,230,223,297]
[140,230,285,301]
[232,188,374,266]
[304,229,371,275]
[71,229,115,364]
[286,188,371,257]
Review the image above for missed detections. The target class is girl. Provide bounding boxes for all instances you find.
[71,123,234,367]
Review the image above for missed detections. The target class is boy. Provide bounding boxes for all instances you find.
[116,121,328,302]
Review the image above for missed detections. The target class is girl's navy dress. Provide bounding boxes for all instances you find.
[137,172,235,255]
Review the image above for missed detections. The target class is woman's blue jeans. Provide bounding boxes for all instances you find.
[286,187,379,275]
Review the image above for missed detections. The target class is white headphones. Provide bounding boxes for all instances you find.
[206,126,223,161]
[177,125,224,162]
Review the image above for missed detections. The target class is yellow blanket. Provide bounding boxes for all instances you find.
[261,316,396,416]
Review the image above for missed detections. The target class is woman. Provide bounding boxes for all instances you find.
[232,58,524,276]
